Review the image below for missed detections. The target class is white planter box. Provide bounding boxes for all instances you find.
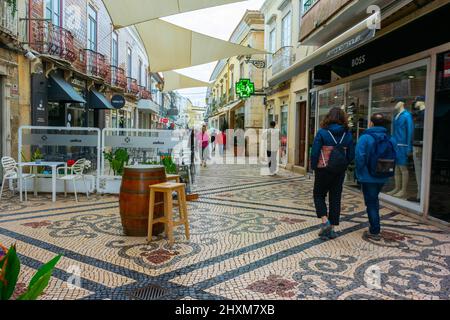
[19,175,96,194]
[98,176,122,194]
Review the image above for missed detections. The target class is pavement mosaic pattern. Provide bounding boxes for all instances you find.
[0,164,449,300]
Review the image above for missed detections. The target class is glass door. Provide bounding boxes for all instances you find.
[429,51,450,223]
[370,59,430,213]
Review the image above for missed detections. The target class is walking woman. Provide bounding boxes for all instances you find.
[311,107,355,240]
[197,124,210,167]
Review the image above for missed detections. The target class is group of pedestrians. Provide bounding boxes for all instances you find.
[311,107,397,241]
[196,124,227,167]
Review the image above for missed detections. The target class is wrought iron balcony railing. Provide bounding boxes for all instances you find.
[272,46,295,75]
[0,0,18,36]
[138,85,152,100]
[111,65,127,90]
[85,49,111,81]
[25,19,76,62]
[127,77,140,95]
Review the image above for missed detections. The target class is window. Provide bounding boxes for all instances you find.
[268,28,276,66]
[127,47,132,78]
[87,5,97,51]
[281,11,292,47]
[45,0,61,26]
[111,32,119,66]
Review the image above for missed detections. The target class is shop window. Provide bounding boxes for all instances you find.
[371,61,428,205]
[318,84,346,126]
[429,51,450,222]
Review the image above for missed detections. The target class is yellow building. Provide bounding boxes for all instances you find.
[188,105,206,130]
[261,0,315,174]
[206,10,265,133]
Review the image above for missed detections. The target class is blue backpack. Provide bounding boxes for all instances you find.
[365,132,397,178]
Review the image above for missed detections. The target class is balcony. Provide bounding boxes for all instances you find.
[0,0,18,37]
[26,19,76,62]
[138,85,151,100]
[126,77,140,95]
[85,49,111,81]
[111,66,127,90]
[272,46,295,75]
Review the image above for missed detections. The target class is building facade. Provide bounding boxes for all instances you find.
[207,10,265,136]
[261,0,314,172]
[268,0,450,225]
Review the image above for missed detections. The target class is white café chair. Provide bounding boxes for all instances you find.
[0,156,36,202]
[57,158,89,202]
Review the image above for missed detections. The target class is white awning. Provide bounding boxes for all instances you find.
[137,99,160,113]
[136,19,267,72]
[102,0,247,29]
[163,71,211,92]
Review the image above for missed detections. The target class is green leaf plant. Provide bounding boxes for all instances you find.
[0,243,61,300]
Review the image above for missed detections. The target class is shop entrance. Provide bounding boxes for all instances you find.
[429,51,450,223]
[297,101,307,167]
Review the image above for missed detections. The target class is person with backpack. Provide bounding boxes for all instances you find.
[311,107,355,240]
[356,113,397,241]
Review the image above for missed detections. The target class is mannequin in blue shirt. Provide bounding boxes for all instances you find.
[387,101,414,198]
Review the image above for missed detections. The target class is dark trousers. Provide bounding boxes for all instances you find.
[361,183,384,235]
[313,169,346,226]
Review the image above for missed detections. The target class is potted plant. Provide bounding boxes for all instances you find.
[103,149,129,176]
[0,243,61,300]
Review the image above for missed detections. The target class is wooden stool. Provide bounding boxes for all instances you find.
[148,182,190,246]
[166,174,181,183]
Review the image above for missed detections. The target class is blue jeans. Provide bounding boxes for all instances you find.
[361,183,384,235]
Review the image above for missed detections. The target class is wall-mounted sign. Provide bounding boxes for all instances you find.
[159,118,169,124]
[236,79,255,99]
[111,95,126,109]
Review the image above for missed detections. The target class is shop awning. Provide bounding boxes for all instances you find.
[138,99,161,114]
[88,89,114,110]
[48,74,86,103]
[102,0,246,29]
[269,13,378,87]
[136,19,267,72]
[163,71,211,92]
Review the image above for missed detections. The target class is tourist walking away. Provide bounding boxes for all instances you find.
[356,113,397,241]
[197,124,210,167]
[311,107,355,240]
[267,121,279,175]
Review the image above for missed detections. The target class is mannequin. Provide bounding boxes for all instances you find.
[412,100,426,201]
[387,101,414,198]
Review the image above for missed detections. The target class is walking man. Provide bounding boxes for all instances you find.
[356,113,397,241]
[266,121,279,176]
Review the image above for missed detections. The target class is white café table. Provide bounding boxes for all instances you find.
[18,162,67,203]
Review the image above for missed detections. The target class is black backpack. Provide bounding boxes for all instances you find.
[322,131,350,174]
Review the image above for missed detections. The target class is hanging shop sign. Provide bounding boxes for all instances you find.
[111,94,126,109]
[159,118,169,124]
[236,79,255,99]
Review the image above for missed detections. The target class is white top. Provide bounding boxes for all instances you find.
[19,162,66,167]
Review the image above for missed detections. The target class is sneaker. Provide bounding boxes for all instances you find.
[363,230,382,241]
[318,221,332,238]
[328,230,339,239]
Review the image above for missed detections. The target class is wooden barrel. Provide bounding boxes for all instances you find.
[119,165,166,236]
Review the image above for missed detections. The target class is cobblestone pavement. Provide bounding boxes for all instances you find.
[0,164,449,300]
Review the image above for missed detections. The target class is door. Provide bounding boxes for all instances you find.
[297,101,307,167]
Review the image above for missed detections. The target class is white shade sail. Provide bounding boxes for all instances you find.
[103,0,247,29]
[137,19,267,72]
[163,71,211,92]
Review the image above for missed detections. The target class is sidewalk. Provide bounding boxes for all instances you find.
[0,164,449,300]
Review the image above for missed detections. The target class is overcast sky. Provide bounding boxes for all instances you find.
[162,0,266,108]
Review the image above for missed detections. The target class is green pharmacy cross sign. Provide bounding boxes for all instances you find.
[236,79,255,99]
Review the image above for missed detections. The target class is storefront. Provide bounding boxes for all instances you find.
[308,3,450,224]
